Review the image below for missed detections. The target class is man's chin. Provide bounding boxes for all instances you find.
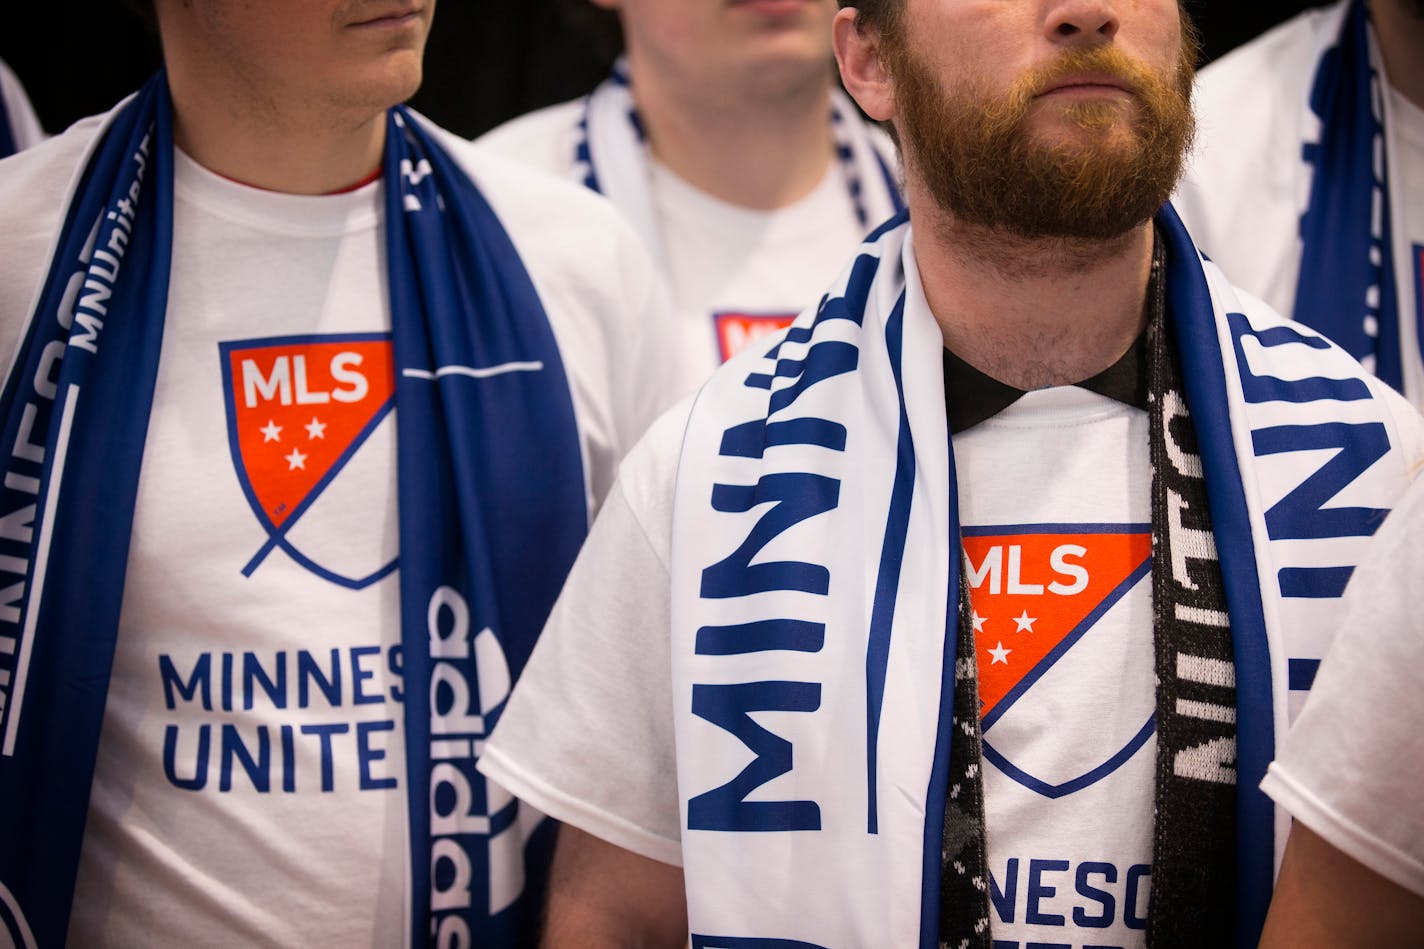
[1018,118,1150,171]
[1024,101,1141,143]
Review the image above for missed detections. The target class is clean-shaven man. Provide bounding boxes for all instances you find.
[478,0,903,376]
[0,0,684,946]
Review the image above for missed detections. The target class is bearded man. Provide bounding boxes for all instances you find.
[1176,0,1424,409]
[480,1,1424,946]
[477,0,903,377]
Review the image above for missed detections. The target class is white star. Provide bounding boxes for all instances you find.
[988,641,1011,665]
[971,610,986,633]
[260,420,282,443]
[285,448,307,471]
[305,417,327,440]
[1014,610,1037,633]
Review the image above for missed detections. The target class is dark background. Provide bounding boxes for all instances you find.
[2,1,1325,141]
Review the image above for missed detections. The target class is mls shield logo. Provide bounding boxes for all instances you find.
[712,311,797,363]
[219,333,397,589]
[963,524,1154,799]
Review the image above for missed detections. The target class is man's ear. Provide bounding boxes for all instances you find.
[833,8,897,123]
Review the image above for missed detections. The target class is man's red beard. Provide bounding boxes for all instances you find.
[885,34,1198,241]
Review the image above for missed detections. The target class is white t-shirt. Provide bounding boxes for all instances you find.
[1260,473,1424,899]
[958,389,1156,946]
[482,384,1159,947]
[0,58,44,154]
[477,99,887,379]
[648,158,866,372]
[0,110,685,948]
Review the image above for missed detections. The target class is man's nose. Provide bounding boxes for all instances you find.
[1044,0,1122,44]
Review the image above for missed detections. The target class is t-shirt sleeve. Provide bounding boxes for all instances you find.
[1260,475,1424,897]
[479,417,684,866]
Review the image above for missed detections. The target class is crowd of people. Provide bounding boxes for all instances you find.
[0,0,1419,946]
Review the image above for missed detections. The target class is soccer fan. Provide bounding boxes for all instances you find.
[0,1,684,947]
[1257,474,1424,947]
[477,0,904,376]
[478,0,1424,946]
[0,58,45,156]
[1175,0,1424,407]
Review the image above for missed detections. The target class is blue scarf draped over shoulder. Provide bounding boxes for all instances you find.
[1295,0,1407,390]
[0,75,586,948]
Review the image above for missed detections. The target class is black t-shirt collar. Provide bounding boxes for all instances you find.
[941,231,1160,433]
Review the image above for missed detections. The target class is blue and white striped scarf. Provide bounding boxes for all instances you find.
[574,60,905,266]
[669,207,1420,947]
[0,75,586,948]
[1296,0,1407,390]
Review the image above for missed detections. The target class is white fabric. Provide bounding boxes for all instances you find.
[1261,474,1424,898]
[483,219,1424,945]
[1175,1,1424,407]
[0,59,44,153]
[0,107,684,948]
[477,408,687,867]
[647,159,866,368]
[958,389,1157,946]
[476,88,901,379]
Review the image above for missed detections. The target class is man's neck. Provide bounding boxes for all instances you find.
[166,70,386,196]
[912,196,1155,391]
[1372,0,1424,110]
[625,56,836,211]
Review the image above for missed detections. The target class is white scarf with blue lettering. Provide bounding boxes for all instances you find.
[576,60,904,266]
[669,209,1420,948]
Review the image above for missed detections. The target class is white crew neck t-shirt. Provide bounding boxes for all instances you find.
[955,388,1155,946]
[68,151,412,948]
[0,109,686,947]
[647,157,864,370]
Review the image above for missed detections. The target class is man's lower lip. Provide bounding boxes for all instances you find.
[732,0,811,15]
[351,11,422,29]
[1040,84,1130,98]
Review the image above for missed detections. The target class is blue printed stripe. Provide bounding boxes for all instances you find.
[982,715,1156,799]
[864,292,914,836]
[919,448,963,949]
[961,522,1153,537]
[692,937,828,949]
[1277,566,1353,598]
